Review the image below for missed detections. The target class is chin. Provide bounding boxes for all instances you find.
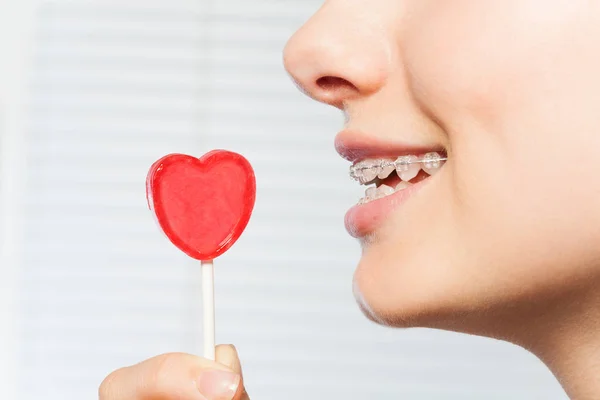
[351,246,497,333]
[352,257,450,329]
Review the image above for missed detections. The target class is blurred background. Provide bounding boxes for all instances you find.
[0,1,566,399]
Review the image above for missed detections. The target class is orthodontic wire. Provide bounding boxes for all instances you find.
[350,156,448,173]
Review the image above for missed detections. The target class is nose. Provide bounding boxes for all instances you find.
[283,4,391,109]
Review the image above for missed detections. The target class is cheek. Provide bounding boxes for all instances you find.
[405,0,600,231]
[404,0,600,133]
[407,2,583,74]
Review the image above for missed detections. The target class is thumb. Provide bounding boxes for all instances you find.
[216,345,242,374]
[216,345,249,400]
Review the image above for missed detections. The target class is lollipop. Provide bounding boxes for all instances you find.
[146,150,256,360]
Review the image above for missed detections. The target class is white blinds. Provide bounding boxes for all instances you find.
[11,1,567,399]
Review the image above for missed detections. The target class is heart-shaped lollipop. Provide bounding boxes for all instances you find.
[146,150,256,361]
[146,150,256,261]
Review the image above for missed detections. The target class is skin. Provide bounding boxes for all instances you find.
[101,1,600,398]
[99,346,250,400]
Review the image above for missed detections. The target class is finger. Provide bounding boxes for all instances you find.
[99,352,242,400]
[216,345,249,400]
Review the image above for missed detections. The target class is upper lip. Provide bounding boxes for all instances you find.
[334,129,446,164]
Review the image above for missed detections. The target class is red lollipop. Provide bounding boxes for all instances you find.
[147,150,256,260]
[146,150,256,359]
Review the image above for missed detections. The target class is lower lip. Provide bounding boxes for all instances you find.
[344,177,432,238]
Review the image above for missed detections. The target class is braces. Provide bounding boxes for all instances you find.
[350,154,448,180]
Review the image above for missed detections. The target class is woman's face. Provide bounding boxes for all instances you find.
[284,0,600,330]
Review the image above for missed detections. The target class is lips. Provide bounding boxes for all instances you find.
[335,129,447,238]
[334,129,446,162]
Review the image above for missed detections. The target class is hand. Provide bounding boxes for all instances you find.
[99,344,250,400]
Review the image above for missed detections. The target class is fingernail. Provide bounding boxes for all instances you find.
[196,370,240,400]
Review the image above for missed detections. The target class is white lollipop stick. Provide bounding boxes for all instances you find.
[201,260,216,360]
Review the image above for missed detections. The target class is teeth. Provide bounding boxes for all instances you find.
[395,181,412,191]
[365,186,377,199]
[353,160,381,184]
[376,184,395,198]
[377,162,395,179]
[360,184,395,205]
[350,152,447,186]
[395,155,421,181]
[362,169,379,184]
[422,152,445,175]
